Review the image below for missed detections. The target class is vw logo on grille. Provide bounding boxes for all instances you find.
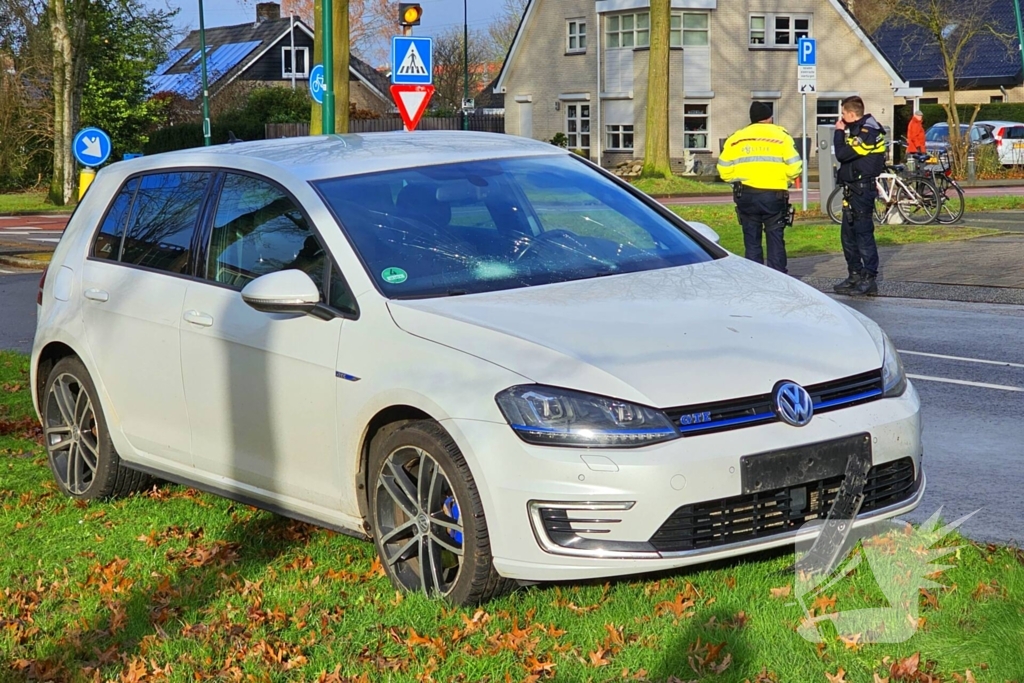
[774,381,814,427]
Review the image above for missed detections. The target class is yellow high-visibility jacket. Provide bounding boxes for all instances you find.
[717,123,803,190]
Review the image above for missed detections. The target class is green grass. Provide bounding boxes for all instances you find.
[2,350,1023,682]
[630,175,733,196]
[0,191,75,215]
[669,204,1000,259]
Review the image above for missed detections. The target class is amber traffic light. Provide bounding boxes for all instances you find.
[399,3,422,26]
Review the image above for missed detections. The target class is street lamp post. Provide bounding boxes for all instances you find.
[198,0,211,146]
[463,0,469,130]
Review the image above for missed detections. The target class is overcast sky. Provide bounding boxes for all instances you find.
[144,0,505,45]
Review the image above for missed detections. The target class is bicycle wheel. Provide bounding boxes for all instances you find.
[935,180,965,224]
[827,186,844,224]
[896,176,939,224]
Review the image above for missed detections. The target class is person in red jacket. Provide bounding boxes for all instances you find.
[906,110,926,154]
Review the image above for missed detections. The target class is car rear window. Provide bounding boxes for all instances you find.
[92,178,139,261]
[1005,126,1024,139]
[120,172,210,274]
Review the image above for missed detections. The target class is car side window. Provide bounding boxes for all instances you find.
[120,172,210,274]
[207,173,325,295]
[92,178,139,261]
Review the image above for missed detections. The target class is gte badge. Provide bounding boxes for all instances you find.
[680,411,712,427]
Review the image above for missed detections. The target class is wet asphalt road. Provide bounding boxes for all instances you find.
[2,272,1021,545]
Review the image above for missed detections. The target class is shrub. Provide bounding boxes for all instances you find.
[550,132,568,148]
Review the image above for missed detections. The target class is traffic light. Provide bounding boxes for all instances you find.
[399,3,422,26]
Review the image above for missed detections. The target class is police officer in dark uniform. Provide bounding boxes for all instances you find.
[833,96,887,296]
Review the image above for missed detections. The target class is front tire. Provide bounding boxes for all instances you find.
[368,420,513,605]
[42,357,151,500]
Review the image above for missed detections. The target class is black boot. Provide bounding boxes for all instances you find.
[833,272,862,294]
[852,274,878,296]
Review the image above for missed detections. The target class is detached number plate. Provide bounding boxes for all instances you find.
[740,433,872,494]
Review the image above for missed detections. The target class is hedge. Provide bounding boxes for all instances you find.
[920,103,1024,129]
[143,120,267,155]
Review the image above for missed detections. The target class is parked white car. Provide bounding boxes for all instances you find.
[32,132,923,604]
[977,120,1024,166]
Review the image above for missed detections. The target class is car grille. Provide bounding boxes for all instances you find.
[664,370,883,436]
[648,457,918,553]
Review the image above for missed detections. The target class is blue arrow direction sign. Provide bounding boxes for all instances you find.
[73,127,112,167]
[391,36,432,85]
[798,37,816,66]
[309,63,325,105]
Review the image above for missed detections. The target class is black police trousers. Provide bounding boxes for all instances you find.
[840,180,880,277]
[734,187,789,273]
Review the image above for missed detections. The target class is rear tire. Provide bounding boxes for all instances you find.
[42,357,152,500]
[935,181,965,224]
[896,177,940,225]
[826,186,844,225]
[367,420,514,605]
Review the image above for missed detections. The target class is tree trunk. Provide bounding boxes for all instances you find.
[642,0,671,178]
[310,0,323,134]
[335,0,350,133]
[49,0,76,205]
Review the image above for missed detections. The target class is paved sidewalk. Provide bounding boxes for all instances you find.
[791,233,1024,305]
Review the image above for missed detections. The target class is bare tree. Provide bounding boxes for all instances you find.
[281,0,394,64]
[48,0,90,206]
[431,26,488,114]
[487,0,528,63]
[642,0,670,178]
[877,0,1013,174]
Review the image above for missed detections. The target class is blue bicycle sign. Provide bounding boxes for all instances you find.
[309,64,325,105]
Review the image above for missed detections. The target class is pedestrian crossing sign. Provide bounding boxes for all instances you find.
[392,36,432,85]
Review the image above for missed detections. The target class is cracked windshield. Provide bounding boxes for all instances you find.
[314,155,714,298]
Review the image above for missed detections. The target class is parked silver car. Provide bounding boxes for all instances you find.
[924,122,995,155]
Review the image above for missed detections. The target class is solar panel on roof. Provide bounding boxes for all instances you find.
[186,45,213,64]
[154,48,190,76]
[205,41,262,80]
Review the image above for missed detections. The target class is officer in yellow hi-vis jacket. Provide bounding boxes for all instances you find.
[717,102,803,273]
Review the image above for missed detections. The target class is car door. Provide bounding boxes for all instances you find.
[179,171,349,509]
[80,171,212,467]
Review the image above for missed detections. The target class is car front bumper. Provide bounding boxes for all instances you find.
[443,381,923,582]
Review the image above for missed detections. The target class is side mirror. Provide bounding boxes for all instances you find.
[241,270,326,317]
[688,221,720,244]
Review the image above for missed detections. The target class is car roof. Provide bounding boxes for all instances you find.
[977,120,1024,127]
[116,131,567,182]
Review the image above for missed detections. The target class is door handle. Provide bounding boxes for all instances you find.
[183,310,214,327]
[83,288,108,302]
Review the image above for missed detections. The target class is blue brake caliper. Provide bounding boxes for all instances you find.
[442,496,463,546]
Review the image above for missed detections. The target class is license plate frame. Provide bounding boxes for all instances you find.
[740,433,872,494]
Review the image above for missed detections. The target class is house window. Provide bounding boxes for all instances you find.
[672,12,709,47]
[817,99,840,126]
[566,103,591,155]
[282,46,309,78]
[606,13,649,48]
[607,124,634,150]
[683,104,708,149]
[567,19,587,53]
[750,14,811,48]
[991,95,1004,103]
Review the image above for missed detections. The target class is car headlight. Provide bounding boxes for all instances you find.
[881,333,907,397]
[495,385,678,448]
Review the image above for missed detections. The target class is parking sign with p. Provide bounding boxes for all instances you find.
[798,38,816,66]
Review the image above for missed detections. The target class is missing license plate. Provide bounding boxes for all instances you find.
[740,433,871,494]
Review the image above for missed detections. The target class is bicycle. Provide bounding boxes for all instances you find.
[826,166,940,225]
[897,141,965,224]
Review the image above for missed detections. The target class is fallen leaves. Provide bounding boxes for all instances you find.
[770,585,792,599]
[687,638,731,677]
[655,592,696,619]
[825,668,847,683]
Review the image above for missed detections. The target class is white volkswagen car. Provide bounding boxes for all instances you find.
[32,132,923,605]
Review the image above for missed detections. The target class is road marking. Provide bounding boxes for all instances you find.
[29,237,60,243]
[0,269,13,274]
[907,374,1024,392]
[899,349,1024,369]
[0,227,43,231]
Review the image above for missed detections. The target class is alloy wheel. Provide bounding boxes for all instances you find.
[45,373,99,495]
[375,446,465,596]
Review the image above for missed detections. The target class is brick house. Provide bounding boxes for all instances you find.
[493,0,922,170]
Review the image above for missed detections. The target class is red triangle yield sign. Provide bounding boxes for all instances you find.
[390,84,435,132]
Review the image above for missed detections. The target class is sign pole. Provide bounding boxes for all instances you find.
[322,0,335,134]
[198,0,211,146]
[802,92,808,210]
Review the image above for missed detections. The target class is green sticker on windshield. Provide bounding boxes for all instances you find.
[382,267,408,284]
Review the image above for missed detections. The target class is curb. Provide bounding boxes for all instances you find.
[0,254,49,270]
[801,276,1024,306]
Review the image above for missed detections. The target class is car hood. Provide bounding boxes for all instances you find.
[387,256,883,407]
